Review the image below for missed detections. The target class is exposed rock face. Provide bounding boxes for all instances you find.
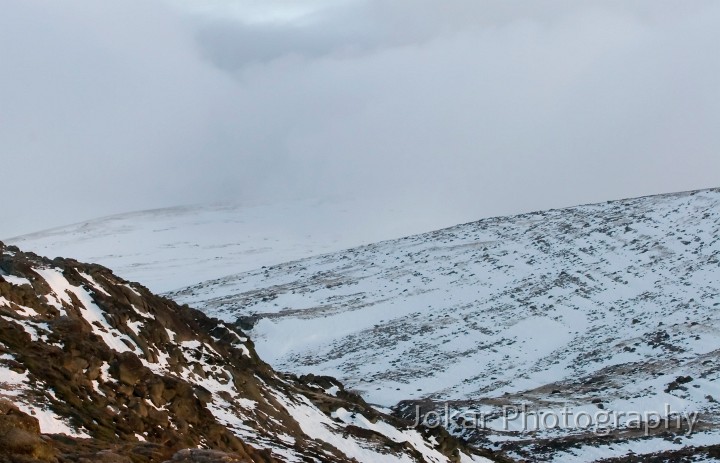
[0,399,56,462]
[0,242,492,462]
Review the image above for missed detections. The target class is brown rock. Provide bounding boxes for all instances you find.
[115,353,145,386]
[148,380,165,408]
[0,427,42,453]
[0,401,55,461]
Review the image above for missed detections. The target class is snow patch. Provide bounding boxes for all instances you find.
[332,407,453,463]
[79,272,110,296]
[271,390,418,463]
[0,272,31,287]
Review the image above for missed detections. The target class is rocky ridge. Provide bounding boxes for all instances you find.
[0,241,492,463]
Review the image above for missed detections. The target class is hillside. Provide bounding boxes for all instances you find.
[0,242,490,462]
[6,198,467,293]
[165,188,720,461]
[6,188,720,461]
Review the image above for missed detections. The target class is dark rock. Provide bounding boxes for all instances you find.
[115,352,146,386]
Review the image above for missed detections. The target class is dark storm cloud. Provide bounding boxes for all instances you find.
[2,0,720,237]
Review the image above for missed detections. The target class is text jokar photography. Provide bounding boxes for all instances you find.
[412,403,700,437]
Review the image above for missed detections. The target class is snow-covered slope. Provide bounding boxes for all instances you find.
[6,198,473,293]
[7,187,720,461]
[166,188,720,461]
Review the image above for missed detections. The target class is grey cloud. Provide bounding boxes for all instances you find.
[2,0,719,237]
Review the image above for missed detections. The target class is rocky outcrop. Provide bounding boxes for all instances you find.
[0,242,492,462]
[0,400,55,462]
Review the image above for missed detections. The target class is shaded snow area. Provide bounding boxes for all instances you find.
[166,188,720,460]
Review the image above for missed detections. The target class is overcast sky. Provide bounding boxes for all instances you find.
[2,0,720,238]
